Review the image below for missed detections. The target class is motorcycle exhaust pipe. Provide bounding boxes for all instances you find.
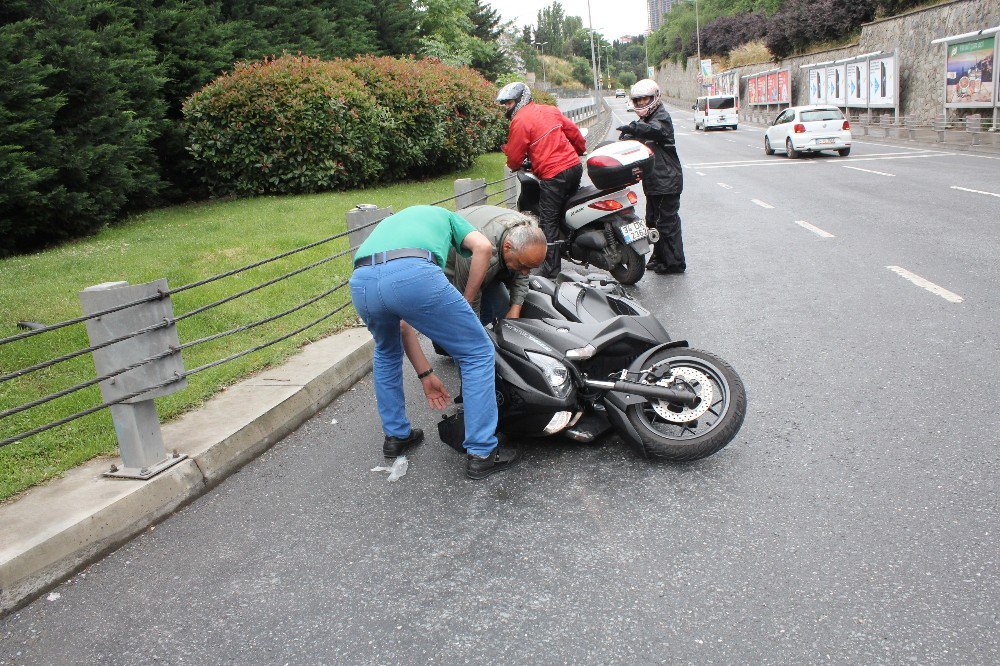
[584,379,699,407]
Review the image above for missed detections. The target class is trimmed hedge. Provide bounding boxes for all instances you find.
[184,54,506,196]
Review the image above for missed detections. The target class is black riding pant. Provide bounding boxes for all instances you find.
[646,193,685,271]
[537,164,583,277]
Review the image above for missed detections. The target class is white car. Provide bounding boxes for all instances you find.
[764,105,852,158]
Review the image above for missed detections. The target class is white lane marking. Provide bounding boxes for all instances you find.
[842,153,954,164]
[843,165,895,176]
[747,144,758,149]
[717,182,733,189]
[794,220,834,238]
[847,149,941,158]
[951,185,1000,198]
[887,266,963,303]
[696,161,816,170]
[751,199,774,209]
[687,157,803,167]
[696,171,706,176]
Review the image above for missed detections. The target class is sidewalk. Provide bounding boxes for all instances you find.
[0,328,374,615]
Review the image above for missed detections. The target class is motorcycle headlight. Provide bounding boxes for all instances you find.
[525,352,572,398]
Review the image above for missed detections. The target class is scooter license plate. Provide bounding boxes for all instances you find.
[620,221,648,244]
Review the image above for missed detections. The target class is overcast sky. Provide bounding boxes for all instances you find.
[486,0,650,42]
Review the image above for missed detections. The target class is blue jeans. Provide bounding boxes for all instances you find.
[349,258,498,458]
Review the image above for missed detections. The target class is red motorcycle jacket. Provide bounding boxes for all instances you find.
[502,102,586,180]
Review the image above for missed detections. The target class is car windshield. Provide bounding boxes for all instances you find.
[708,97,735,110]
[800,109,844,122]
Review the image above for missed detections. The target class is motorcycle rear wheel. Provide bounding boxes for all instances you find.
[625,348,746,461]
[610,245,645,285]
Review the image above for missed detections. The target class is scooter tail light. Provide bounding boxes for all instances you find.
[794,123,806,133]
[589,199,624,211]
[626,190,638,205]
[843,120,851,130]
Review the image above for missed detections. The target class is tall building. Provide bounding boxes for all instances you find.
[647,0,676,32]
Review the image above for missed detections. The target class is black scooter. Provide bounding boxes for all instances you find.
[440,271,746,462]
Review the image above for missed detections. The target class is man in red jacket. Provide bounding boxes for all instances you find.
[497,82,586,278]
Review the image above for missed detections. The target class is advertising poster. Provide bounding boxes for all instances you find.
[826,65,846,105]
[757,75,766,103]
[945,36,995,106]
[748,76,758,104]
[869,55,896,107]
[808,68,826,104]
[767,72,778,102]
[777,69,791,104]
[846,61,868,107]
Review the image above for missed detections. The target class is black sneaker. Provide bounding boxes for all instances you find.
[466,443,522,480]
[383,428,424,458]
[653,265,686,275]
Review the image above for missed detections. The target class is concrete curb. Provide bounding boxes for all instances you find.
[0,328,374,616]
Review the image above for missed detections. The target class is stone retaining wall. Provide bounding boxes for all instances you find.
[655,0,1000,122]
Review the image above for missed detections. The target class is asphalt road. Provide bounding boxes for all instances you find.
[2,100,998,664]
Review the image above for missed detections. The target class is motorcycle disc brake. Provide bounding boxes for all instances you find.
[650,366,714,423]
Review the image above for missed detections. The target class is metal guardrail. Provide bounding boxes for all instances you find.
[0,175,519,478]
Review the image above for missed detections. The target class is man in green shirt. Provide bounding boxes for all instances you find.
[351,205,520,479]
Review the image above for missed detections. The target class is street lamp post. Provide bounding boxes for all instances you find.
[533,41,548,89]
[585,0,600,104]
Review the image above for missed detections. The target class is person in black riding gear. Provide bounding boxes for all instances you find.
[616,79,686,274]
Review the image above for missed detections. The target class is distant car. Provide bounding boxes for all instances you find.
[764,105,852,158]
[625,100,634,112]
[693,94,738,130]
[615,88,626,98]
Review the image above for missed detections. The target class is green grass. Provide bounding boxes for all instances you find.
[0,153,508,501]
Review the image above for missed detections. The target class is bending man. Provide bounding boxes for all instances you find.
[446,205,547,324]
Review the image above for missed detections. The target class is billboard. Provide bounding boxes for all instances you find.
[777,70,790,104]
[808,68,827,104]
[868,55,896,107]
[944,35,995,107]
[746,69,790,106]
[846,62,868,107]
[826,65,846,105]
[713,70,737,96]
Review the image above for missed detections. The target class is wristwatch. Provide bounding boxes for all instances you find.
[417,368,434,379]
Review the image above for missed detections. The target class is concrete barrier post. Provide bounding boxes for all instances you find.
[455,178,487,208]
[79,279,188,479]
[967,115,983,145]
[347,204,393,250]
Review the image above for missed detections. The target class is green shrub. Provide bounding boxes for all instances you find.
[347,56,506,180]
[185,54,505,195]
[184,55,386,196]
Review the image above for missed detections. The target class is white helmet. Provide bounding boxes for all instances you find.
[630,79,661,118]
[496,82,532,119]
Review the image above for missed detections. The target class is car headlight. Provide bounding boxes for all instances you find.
[525,351,572,398]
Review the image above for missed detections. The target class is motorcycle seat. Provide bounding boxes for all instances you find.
[563,185,603,212]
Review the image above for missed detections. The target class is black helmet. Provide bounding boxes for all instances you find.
[496,82,532,119]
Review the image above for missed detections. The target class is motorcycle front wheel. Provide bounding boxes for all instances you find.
[610,245,645,285]
[625,348,746,461]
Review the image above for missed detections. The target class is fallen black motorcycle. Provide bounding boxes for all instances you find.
[440,271,746,462]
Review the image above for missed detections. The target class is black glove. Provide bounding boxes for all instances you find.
[616,122,638,135]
